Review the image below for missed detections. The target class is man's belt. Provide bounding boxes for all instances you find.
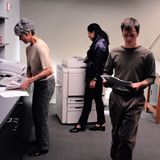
[112,89,143,97]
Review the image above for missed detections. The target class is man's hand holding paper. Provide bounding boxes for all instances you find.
[101,75,132,89]
[103,79,114,88]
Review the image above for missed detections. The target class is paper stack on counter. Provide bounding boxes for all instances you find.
[6,80,21,90]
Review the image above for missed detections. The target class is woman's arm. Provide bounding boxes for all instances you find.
[27,66,32,78]
[28,67,53,83]
[89,79,96,88]
[20,67,53,89]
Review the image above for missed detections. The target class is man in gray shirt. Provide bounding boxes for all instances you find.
[103,17,155,160]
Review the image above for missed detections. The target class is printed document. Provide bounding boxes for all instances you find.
[0,89,29,98]
[0,80,29,98]
[5,80,21,90]
[0,87,29,98]
[101,75,132,89]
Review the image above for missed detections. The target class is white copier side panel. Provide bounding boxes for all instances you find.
[56,64,97,124]
[56,65,68,124]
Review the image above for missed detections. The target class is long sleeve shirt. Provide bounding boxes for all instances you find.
[103,45,156,91]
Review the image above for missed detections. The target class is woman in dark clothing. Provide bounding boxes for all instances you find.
[70,23,109,133]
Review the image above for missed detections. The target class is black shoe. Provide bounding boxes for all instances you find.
[28,149,48,157]
[30,141,37,146]
[89,125,105,131]
[70,126,85,133]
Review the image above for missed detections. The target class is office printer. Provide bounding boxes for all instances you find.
[56,56,99,124]
[0,58,26,76]
[62,56,86,68]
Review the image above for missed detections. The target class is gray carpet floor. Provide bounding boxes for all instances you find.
[23,104,160,160]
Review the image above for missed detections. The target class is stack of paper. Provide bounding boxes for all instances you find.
[6,80,21,90]
[0,80,29,98]
[101,75,132,89]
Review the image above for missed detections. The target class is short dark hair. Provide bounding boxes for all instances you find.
[121,17,140,33]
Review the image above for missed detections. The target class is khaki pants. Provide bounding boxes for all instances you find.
[109,91,145,160]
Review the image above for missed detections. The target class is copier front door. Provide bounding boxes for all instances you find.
[68,68,86,96]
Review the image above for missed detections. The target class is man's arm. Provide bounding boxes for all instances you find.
[131,80,148,91]
[102,52,114,88]
[129,51,156,91]
[103,80,114,88]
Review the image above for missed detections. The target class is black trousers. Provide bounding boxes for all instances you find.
[32,76,55,150]
[78,78,105,126]
[109,90,145,160]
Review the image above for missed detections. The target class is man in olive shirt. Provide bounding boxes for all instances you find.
[103,17,155,160]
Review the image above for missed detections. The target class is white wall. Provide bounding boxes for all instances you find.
[20,0,160,71]
[5,0,20,61]
[20,0,160,100]
[0,0,20,61]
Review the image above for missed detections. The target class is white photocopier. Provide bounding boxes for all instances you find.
[56,56,99,124]
[0,58,26,77]
[0,58,26,86]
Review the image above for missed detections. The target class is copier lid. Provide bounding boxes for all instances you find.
[62,56,86,68]
[57,64,85,74]
[57,64,68,73]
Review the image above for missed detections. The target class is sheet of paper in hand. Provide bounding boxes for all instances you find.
[101,75,132,89]
[6,80,21,90]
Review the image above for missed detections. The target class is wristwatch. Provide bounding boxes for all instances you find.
[93,77,97,81]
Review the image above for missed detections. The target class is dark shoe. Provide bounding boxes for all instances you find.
[28,149,48,157]
[70,125,85,133]
[30,141,37,146]
[89,125,105,131]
